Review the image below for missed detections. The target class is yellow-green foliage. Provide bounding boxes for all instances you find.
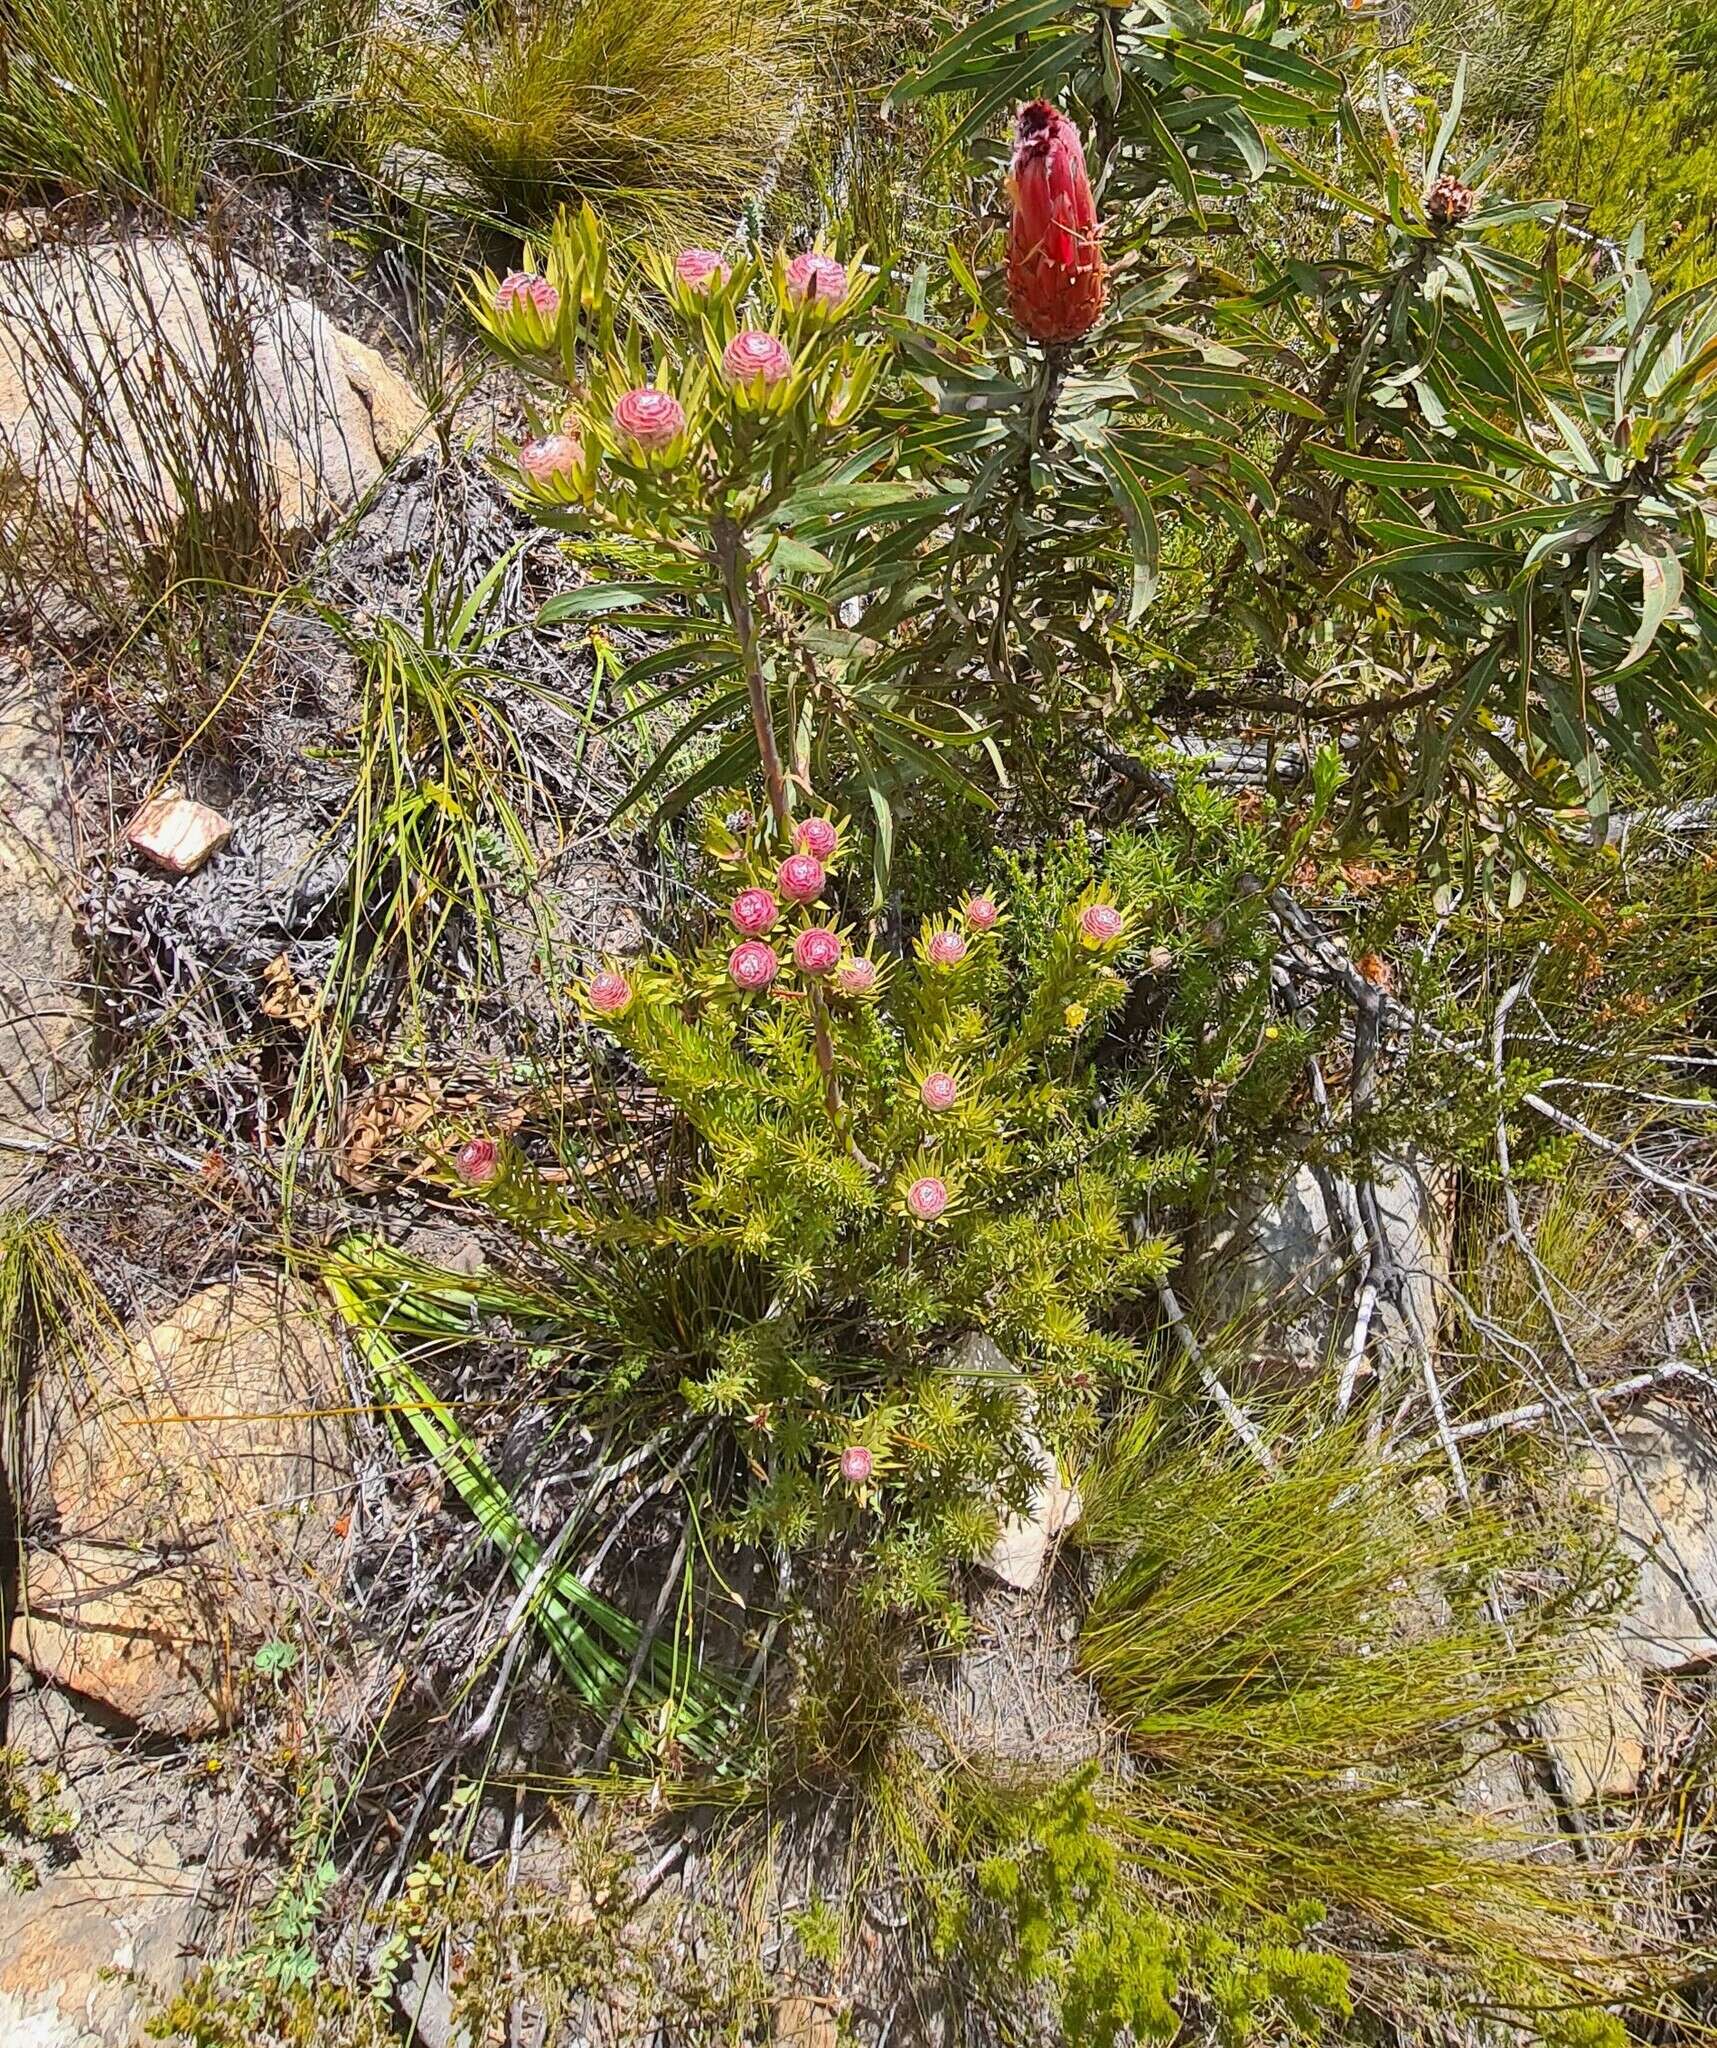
[375,0,815,242]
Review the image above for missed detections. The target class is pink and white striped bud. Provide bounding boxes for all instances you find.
[839,1444,872,1485]
[777,853,826,903]
[496,271,559,321]
[455,1137,500,1185]
[1079,903,1125,948]
[793,926,842,976]
[920,1071,958,1112]
[964,894,999,932]
[728,940,780,992]
[730,887,779,937]
[518,433,583,491]
[723,330,792,387]
[612,387,685,454]
[675,247,729,290]
[794,816,838,860]
[926,929,968,969]
[587,967,632,1016]
[906,1175,950,1222]
[787,252,849,308]
[835,956,878,997]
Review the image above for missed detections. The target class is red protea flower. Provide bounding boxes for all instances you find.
[1007,100,1106,346]
[728,940,780,991]
[587,967,633,1016]
[455,1137,500,1185]
[723,330,792,387]
[675,247,729,290]
[926,929,968,969]
[838,1444,873,1485]
[964,893,999,932]
[786,251,848,307]
[793,926,842,976]
[730,886,779,936]
[794,816,838,860]
[920,1071,958,1112]
[906,1175,950,1222]
[1079,902,1125,948]
[518,432,582,489]
[612,387,685,453]
[835,955,878,997]
[777,853,826,903]
[496,271,559,320]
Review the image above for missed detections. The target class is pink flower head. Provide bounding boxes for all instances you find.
[920,1071,958,1112]
[794,816,839,860]
[612,386,685,453]
[839,1444,873,1485]
[730,887,779,937]
[906,1175,950,1222]
[777,853,826,903]
[675,247,729,290]
[793,925,842,976]
[728,940,780,992]
[1079,902,1126,948]
[835,955,878,997]
[518,432,582,486]
[1007,101,1106,344]
[455,1137,500,1185]
[926,929,968,969]
[723,329,792,387]
[787,251,849,307]
[964,893,1000,932]
[587,967,632,1016]
[496,271,559,320]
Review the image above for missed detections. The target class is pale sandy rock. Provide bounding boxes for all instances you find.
[124,788,232,876]
[1542,1633,1651,1806]
[13,1274,352,1733]
[774,1994,840,2047]
[0,1828,202,2047]
[0,670,86,1195]
[946,1332,1084,1592]
[332,329,428,461]
[0,238,414,607]
[1581,1403,1717,1672]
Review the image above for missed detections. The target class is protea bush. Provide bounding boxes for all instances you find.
[454,804,1191,1617]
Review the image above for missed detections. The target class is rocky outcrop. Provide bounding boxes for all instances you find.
[0,1826,203,2048]
[13,1274,354,1735]
[0,236,426,617]
[0,668,86,1197]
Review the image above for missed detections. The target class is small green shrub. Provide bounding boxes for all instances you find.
[376,0,814,242]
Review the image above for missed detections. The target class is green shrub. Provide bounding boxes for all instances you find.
[375,0,814,242]
[0,0,376,213]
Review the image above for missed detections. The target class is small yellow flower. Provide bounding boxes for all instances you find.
[1064,1002,1089,1032]
[1264,1025,1280,1041]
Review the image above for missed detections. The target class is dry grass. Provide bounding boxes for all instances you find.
[372,0,817,242]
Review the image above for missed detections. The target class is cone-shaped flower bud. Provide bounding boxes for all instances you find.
[1006,100,1106,345]
[1079,902,1125,948]
[730,887,779,936]
[777,853,826,903]
[612,387,685,453]
[926,929,968,968]
[728,940,780,991]
[839,1444,873,1484]
[675,248,729,290]
[835,956,878,997]
[964,893,999,932]
[794,816,838,860]
[587,967,633,1015]
[518,433,583,494]
[1426,175,1477,231]
[793,926,842,975]
[723,329,792,387]
[921,1071,959,1112]
[906,1175,950,1221]
[786,251,848,307]
[455,1137,500,1185]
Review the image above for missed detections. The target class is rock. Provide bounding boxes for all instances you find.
[331,330,428,462]
[124,788,232,876]
[0,1828,202,2047]
[1541,1633,1651,1806]
[1196,1155,1448,1379]
[1581,1403,1717,1672]
[0,668,86,1196]
[0,237,415,610]
[13,1274,352,1734]
[943,1333,1083,1593]
[774,1994,839,2047]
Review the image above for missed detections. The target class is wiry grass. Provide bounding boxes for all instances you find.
[373,0,816,243]
[1071,1408,1645,2014]
[0,0,377,214]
